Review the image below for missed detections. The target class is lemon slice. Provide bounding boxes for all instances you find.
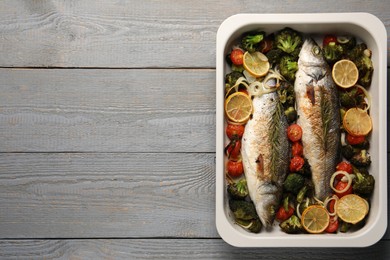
[332,59,359,88]
[301,205,330,234]
[224,92,253,124]
[335,194,369,224]
[343,107,372,136]
[243,51,270,77]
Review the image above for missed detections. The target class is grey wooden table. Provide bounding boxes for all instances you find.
[0,1,389,259]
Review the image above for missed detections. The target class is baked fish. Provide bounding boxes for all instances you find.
[294,38,341,200]
[241,90,289,227]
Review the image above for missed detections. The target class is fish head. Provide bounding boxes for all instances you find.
[298,38,326,68]
[255,183,281,227]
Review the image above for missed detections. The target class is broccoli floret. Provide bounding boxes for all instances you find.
[284,106,297,124]
[225,71,243,86]
[337,35,357,51]
[229,199,262,233]
[279,215,303,234]
[322,42,344,65]
[353,170,375,196]
[229,200,258,220]
[279,55,298,82]
[341,144,359,160]
[235,218,262,233]
[227,179,249,200]
[275,27,303,55]
[346,43,367,61]
[345,43,374,88]
[350,149,371,167]
[355,54,374,88]
[266,48,284,65]
[241,31,266,53]
[283,173,305,194]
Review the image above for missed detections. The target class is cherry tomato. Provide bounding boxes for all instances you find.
[275,205,294,222]
[326,216,339,233]
[346,133,366,145]
[323,35,337,46]
[335,181,353,198]
[226,124,245,140]
[230,49,244,66]
[227,160,244,178]
[291,141,303,157]
[336,161,353,174]
[289,156,305,172]
[224,139,241,161]
[287,124,303,142]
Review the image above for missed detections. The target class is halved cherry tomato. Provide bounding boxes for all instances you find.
[227,160,244,178]
[289,156,305,172]
[291,141,303,157]
[346,133,366,145]
[275,205,294,222]
[335,161,353,181]
[287,124,303,142]
[323,35,337,46]
[226,124,245,140]
[328,199,336,214]
[224,139,241,161]
[335,181,353,198]
[326,216,339,233]
[230,49,244,66]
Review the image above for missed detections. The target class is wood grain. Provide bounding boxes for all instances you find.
[1,68,389,153]
[0,152,388,239]
[0,68,215,152]
[0,239,389,259]
[0,153,217,238]
[0,0,389,68]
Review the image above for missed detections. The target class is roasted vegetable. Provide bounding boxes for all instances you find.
[284,106,297,124]
[296,158,312,177]
[283,173,305,194]
[337,35,357,51]
[229,200,258,220]
[341,144,359,160]
[241,31,266,53]
[229,200,262,233]
[235,218,262,233]
[279,215,303,234]
[279,55,298,82]
[278,81,295,108]
[322,42,344,65]
[353,169,375,196]
[275,27,303,55]
[266,48,284,65]
[227,178,249,200]
[346,43,374,88]
[225,71,244,87]
[349,149,371,167]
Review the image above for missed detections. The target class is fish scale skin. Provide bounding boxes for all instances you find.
[294,38,341,200]
[241,91,289,227]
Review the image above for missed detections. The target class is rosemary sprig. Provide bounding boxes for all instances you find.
[269,98,285,183]
[320,87,332,151]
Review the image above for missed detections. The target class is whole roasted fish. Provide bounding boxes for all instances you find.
[241,91,289,227]
[294,38,341,200]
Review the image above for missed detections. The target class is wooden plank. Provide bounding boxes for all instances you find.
[0,152,387,239]
[0,68,216,152]
[0,239,389,259]
[1,68,389,153]
[0,153,217,238]
[0,0,389,68]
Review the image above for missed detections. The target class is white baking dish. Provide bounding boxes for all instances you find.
[216,13,387,247]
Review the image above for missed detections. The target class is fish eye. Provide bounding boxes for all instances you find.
[312,46,321,56]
